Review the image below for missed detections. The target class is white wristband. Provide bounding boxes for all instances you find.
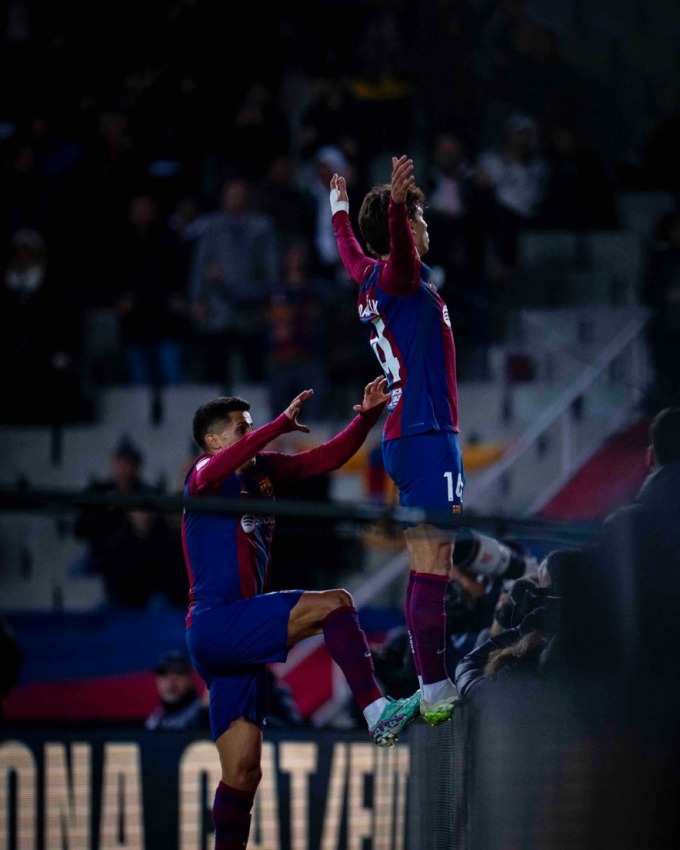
[330,188,349,216]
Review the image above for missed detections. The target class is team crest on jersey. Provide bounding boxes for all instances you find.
[259,477,274,497]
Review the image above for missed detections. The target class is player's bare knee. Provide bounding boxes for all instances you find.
[322,587,354,614]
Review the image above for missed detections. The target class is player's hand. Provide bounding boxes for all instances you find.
[284,389,313,433]
[353,376,389,413]
[390,155,414,204]
[329,173,349,215]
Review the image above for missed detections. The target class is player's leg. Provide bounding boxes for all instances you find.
[403,525,459,724]
[287,589,420,745]
[212,719,262,850]
[384,432,465,726]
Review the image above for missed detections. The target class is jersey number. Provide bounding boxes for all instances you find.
[370,316,401,383]
[444,471,464,502]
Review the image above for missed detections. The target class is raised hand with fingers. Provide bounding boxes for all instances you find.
[390,155,415,204]
[353,376,389,414]
[329,173,350,215]
[284,389,314,433]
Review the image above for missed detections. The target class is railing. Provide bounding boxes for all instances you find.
[465,307,652,517]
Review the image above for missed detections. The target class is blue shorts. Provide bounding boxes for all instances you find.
[383,432,465,527]
[186,589,304,739]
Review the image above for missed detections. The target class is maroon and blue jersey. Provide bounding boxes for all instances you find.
[181,408,383,628]
[332,201,459,441]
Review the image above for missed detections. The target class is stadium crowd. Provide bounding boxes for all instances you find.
[1,0,678,426]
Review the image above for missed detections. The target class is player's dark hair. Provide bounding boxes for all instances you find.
[358,183,428,258]
[649,406,680,465]
[192,397,251,450]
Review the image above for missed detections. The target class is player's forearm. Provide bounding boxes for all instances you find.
[298,407,384,477]
[332,212,375,283]
[381,200,420,294]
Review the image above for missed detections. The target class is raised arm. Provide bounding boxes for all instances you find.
[263,376,388,481]
[330,172,376,284]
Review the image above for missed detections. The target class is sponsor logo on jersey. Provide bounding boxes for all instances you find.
[241,514,275,532]
[451,504,462,514]
[358,298,378,319]
[442,306,451,328]
[389,387,402,408]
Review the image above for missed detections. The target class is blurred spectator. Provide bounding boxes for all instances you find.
[297,78,362,167]
[0,615,24,723]
[255,153,317,246]
[265,234,330,421]
[72,435,159,578]
[478,1,591,134]
[411,0,485,149]
[109,193,190,389]
[424,130,491,378]
[145,650,209,731]
[0,227,87,423]
[346,3,415,165]
[539,120,618,231]
[301,144,358,284]
[0,113,74,251]
[222,82,291,182]
[565,406,680,684]
[188,175,280,387]
[639,211,680,412]
[473,112,547,275]
[77,107,147,233]
[93,505,188,609]
[470,112,547,337]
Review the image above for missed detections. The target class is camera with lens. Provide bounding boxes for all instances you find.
[453,530,532,581]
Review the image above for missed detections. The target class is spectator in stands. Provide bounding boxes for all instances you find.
[301,144,357,284]
[221,82,291,182]
[255,153,316,246]
[109,192,190,389]
[472,112,547,281]
[424,130,491,378]
[188,175,280,387]
[72,435,159,578]
[297,78,362,169]
[265,234,330,422]
[145,650,210,731]
[573,406,680,683]
[94,505,188,609]
[0,227,86,424]
[639,211,680,412]
[539,120,618,231]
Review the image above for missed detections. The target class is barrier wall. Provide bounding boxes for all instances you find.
[0,726,413,850]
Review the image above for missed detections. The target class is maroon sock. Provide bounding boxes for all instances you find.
[212,781,254,850]
[405,570,417,671]
[323,606,383,710]
[409,572,450,685]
